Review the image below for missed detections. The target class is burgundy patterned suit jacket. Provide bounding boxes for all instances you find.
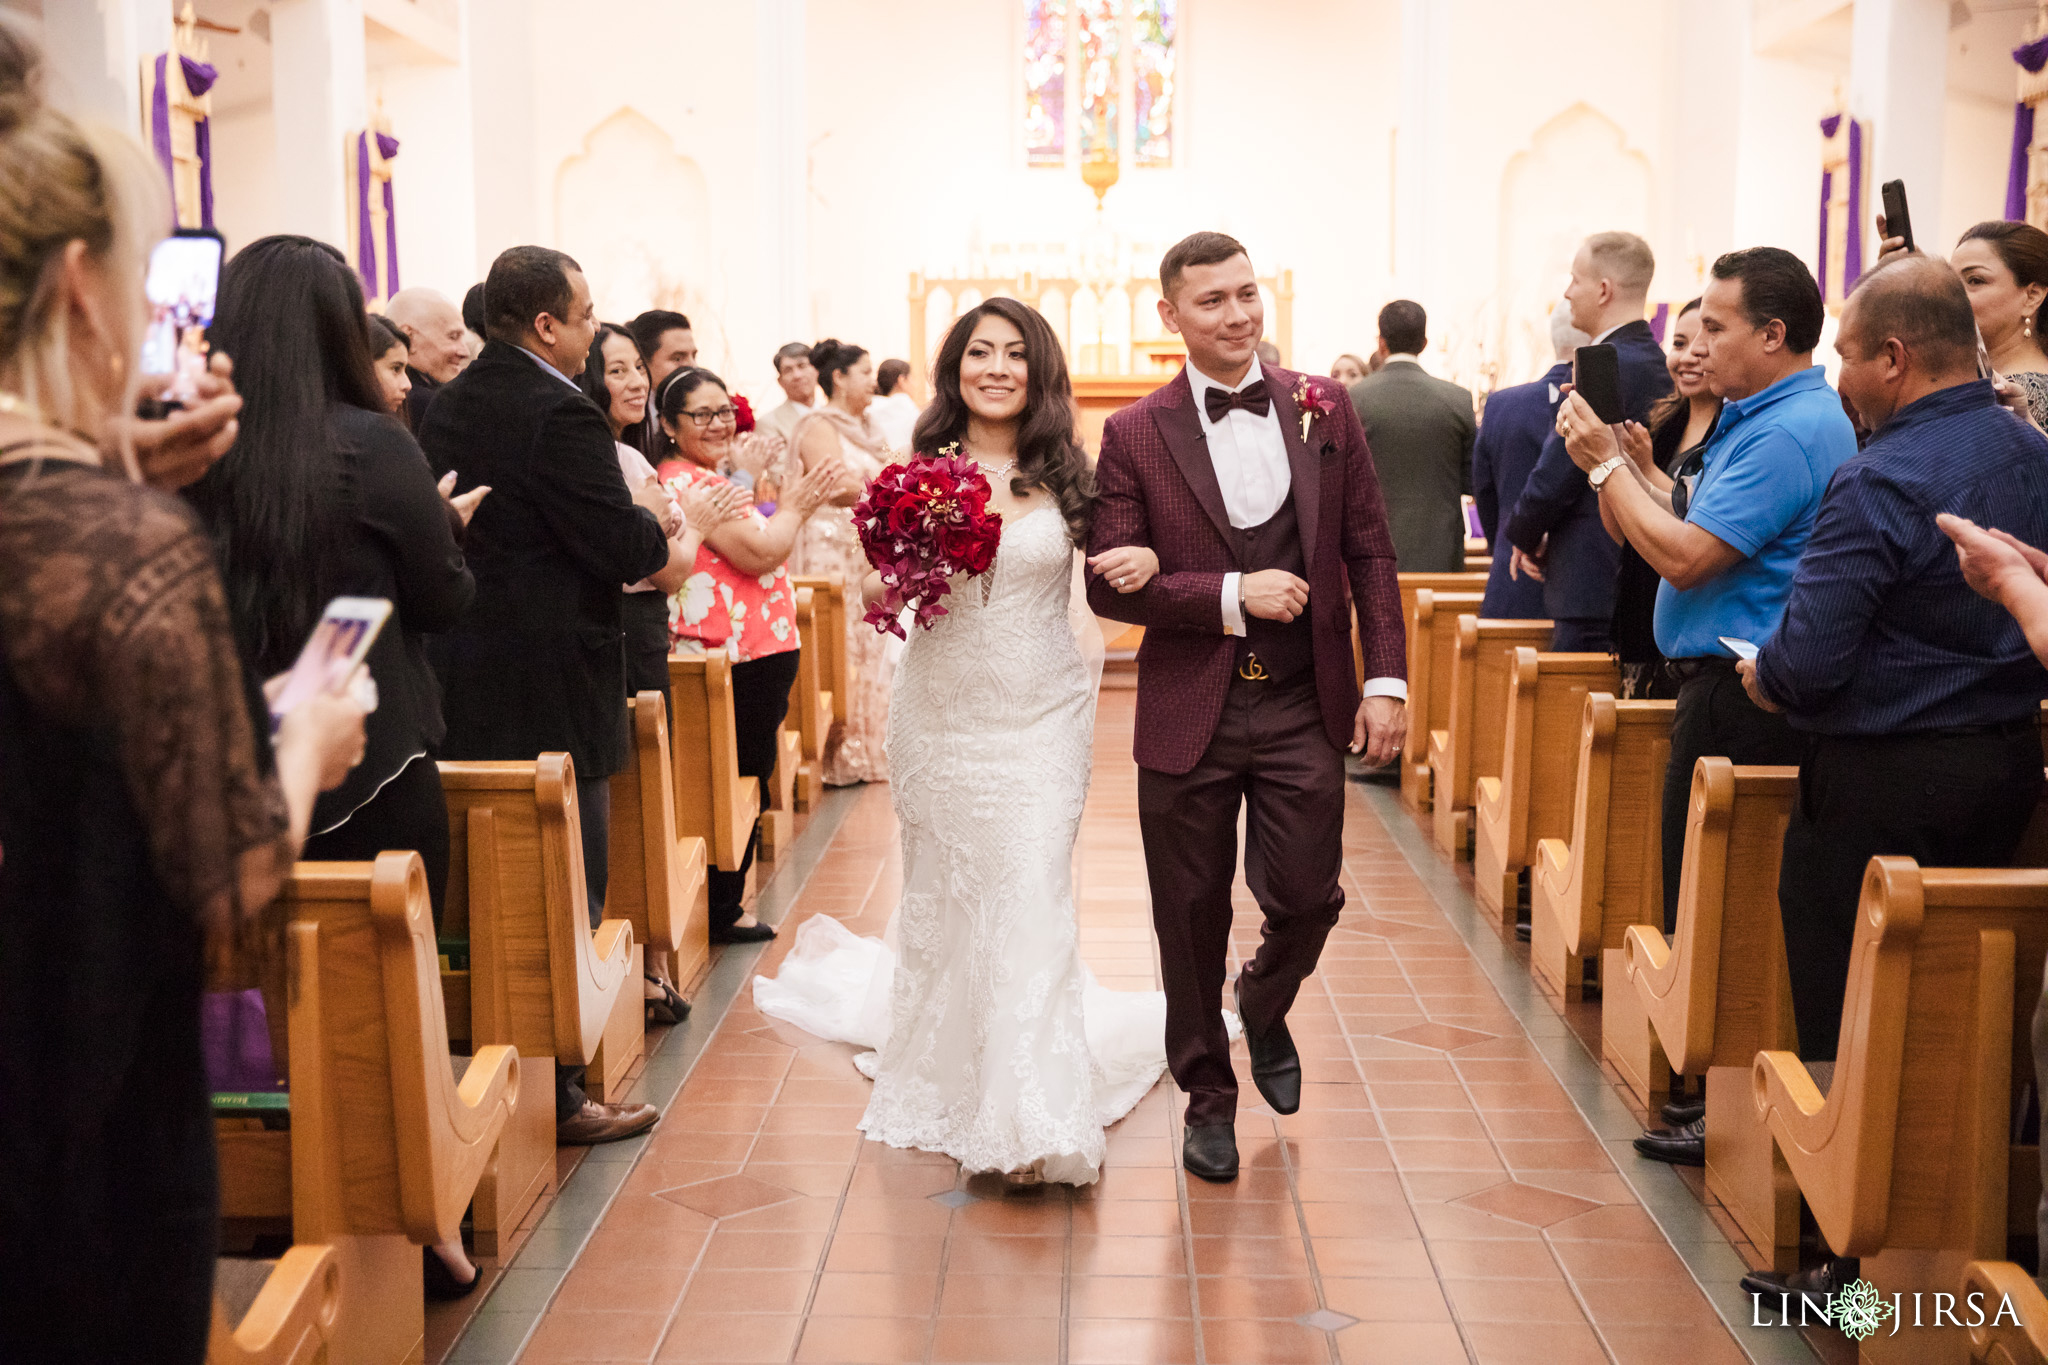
[1086,364,1406,775]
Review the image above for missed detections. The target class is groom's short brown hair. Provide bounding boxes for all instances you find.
[1161,231,1249,303]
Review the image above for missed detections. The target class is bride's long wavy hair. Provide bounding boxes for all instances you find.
[912,297,1095,543]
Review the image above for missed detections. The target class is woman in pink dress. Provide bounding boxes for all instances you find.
[790,339,901,785]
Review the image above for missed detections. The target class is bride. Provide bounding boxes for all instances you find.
[753,298,1178,1185]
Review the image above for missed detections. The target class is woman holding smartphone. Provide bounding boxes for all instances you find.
[185,237,485,1296]
[0,28,369,1362]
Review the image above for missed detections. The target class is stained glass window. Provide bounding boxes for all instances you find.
[1131,0,1175,167]
[1024,1,1176,170]
[1023,0,1067,167]
[1076,0,1121,163]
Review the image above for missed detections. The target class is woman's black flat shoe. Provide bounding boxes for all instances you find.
[710,921,777,945]
[645,975,690,1025]
[423,1245,482,1301]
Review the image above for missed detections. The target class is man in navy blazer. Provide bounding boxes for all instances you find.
[1504,232,1673,650]
[1473,302,1588,619]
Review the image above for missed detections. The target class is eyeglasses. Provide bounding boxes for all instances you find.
[679,406,736,426]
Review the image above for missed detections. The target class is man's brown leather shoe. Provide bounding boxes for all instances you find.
[557,1099,658,1145]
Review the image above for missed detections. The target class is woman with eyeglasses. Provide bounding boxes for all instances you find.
[789,338,897,786]
[655,366,841,942]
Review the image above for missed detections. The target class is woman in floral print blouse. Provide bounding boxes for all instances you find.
[655,366,840,941]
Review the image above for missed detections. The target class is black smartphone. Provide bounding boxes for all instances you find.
[1572,344,1625,425]
[1880,179,1914,254]
[137,226,225,414]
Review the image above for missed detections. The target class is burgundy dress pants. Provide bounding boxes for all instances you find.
[1137,672,1346,1127]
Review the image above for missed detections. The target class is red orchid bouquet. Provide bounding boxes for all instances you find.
[852,444,1003,638]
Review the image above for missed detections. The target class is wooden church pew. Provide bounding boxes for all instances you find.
[791,573,850,745]
[785,585,830,813]
[608,692,711,999]
[1964,1260,2048,1364]
[1427,615,1553,857]
[1602,758,1800,1265]
[669,653,763,904]
[1755,860,2048,1364]
[1469,648,1619,922]
[439,755,641,1253]
[216,852,517,1365]
[207,1244,338,1365]
[759,718,802,864]
[1367,572,1485,758]
[1398,589,1484,813]
[1529,694,1673,1000]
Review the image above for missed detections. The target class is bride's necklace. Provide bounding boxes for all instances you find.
[963,447,1018,482]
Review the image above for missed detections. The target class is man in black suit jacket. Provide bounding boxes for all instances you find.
[419,246,675,1146]
[1504,232,1673,651]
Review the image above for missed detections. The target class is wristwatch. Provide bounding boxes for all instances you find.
[1587,454,1629,491]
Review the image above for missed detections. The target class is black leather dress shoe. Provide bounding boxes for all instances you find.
[1233,974,1301,1115]
[1740,1257,1859,1300]
[1660,1099,1706,1127]
[1632,1116,1705,1166]
[710,920,777,945]
[1183,1123,1238,1183]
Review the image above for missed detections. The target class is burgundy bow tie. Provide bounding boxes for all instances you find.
[1205,379,1271,423]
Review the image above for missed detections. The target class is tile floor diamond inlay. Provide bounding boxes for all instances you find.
[1453,1179,1603,1228]
[1296,1308,1361,1331]
[927,1188,977,1209]
[654,1173,800,1219]
[1382,1020,1497,1051]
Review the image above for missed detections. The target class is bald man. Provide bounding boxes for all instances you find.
[386,287,469,429]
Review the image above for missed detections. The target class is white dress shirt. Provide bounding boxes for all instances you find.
[1184,357,1406,702]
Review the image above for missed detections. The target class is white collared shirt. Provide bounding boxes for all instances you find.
[1184,357,1406,703]
[517,344,581,391]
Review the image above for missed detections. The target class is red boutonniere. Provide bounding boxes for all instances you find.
[732,393,756,434]
[1292,375,1337,441]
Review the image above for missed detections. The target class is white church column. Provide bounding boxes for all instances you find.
[373,0,479,296]
[755,0,808,344]
[269,0,367,249]
[35,0,172,130]
[1849,0,1948,247]
[467,0,537,267]
[1392,0,1450,295]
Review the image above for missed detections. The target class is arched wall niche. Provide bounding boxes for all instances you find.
[1493,103,1654,387]
[555,108,712,329]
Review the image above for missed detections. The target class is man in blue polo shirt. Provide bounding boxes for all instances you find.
[1553,246,1856,1164]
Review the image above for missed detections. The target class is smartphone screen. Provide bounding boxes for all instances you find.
[1718,635,1759,662]
[139,229,224,380]
[270,596,391,724]
[1573,344,1625,425]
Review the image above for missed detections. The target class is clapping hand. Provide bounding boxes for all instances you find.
[437,471,491,529]
[1555,391,1621,472]
[1087,545,1159,593]
[679,479,752,535]
[123,351,242,490]
[631,476,682,536]
[786,458,846,519]
[1618,418,1654,473]
[1938,513,2048,605]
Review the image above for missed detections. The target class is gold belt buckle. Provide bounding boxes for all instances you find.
[1238,653,1268,682]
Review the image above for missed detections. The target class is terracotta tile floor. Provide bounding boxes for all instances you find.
[513,691,1752,1365]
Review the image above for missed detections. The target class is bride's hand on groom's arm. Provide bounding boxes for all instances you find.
[1087,546,1159,594]
[1351,695,1406,768]
[860,571,887,607]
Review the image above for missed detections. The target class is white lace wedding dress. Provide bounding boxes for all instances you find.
[753,505,1172,1185]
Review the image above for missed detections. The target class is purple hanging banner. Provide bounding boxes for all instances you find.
[354,133,378,298]
[146,52,218,228]
[377,132,401,299]
[2011,104,2036,221]
[1818,168,1834,292]
[1845,118,1865,290]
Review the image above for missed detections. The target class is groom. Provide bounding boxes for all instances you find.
[1087,232,1408,1182]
